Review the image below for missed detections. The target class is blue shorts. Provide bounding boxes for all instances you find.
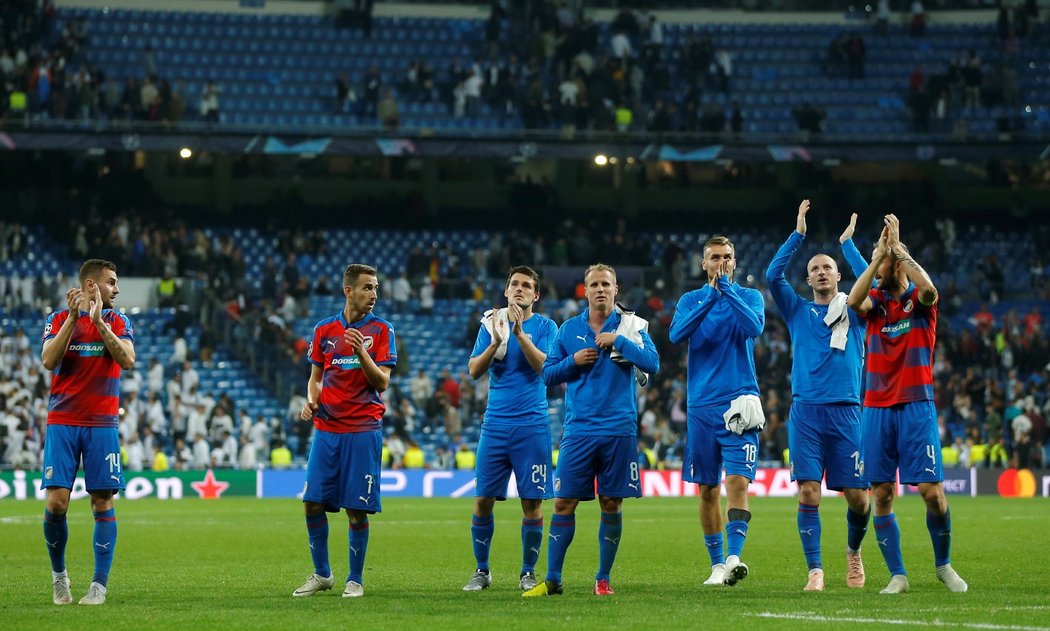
[788,402,867,491]
[553,435,641,501]
[303,429,383,514]
[862,401,942,485]
[475,423,553,501]
[684,404,760,486]
[40,425,125,492]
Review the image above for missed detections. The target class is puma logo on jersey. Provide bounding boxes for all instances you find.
[358,496,369,503]
[576,335,588,343]
[924,467,937,475]
[627,482,639,490]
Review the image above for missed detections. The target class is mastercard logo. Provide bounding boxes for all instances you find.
[997,469,1037,497]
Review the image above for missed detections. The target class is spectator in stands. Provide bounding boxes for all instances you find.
[335,72,356,115]
[454,442,475,470]
[793,102,825,139]
[151,443,169,472]
[410,369,433,410]
[464,69,483,118]
[910,1,926,37]
[199,81,220,123]
[847,34,866,80]
[126,431,145,471]
[363,65,381,118]
[403,438,425,468]
[378,88,399,128]
[173,437,192,470]
[875,0,891,35]
[910,86,932,132]
[192,432,210,469]
[237,434,256,470]
[433,444,452,469]
[269,438,292,468]
[962,54,982,112]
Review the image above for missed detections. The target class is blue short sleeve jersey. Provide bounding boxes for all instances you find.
[471,313,557,427]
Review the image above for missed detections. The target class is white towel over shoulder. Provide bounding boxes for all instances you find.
[612,303,650,387]
[481,308,510,360]
[823,292,850,350]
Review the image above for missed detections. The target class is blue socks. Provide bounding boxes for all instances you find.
[703,533,725,566]
[846,506,871,552]
[306,512,330,577]
[596,512,623,582]
[545,513,575,583]
[726,511,750,559]
[43,510,68,573]
[348,519,369,584]
[797,503,822,570]
[521,517,543,575]
[92,509,117,587]
[926,508,952,567]
[874,513,906,576]
[471,513,495,572]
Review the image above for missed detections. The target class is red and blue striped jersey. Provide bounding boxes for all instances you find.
[307,311,397,433]
[861,284,936,407]
[42,309,134,428]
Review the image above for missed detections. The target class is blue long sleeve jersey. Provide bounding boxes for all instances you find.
[764,231,869,404]
[668,278,764,408]
[542,308,660,437]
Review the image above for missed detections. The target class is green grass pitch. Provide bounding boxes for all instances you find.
[1,496,1047,630]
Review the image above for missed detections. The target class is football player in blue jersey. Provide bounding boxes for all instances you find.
[524,264,659,597]
[669,236,764,587]
[462,265,557,593]
[765,200,871,591]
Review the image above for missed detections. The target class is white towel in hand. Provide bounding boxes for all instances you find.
[611,303,650,387]
[823,292,850,351]
[481,308,510,360]
[723,394,765,435]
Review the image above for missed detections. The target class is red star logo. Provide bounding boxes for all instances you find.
[191,469,230,499]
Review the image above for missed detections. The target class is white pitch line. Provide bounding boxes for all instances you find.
[748,612,1050,631]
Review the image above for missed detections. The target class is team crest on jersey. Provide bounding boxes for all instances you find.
[554,478,561,493]
[362,336,374,351]
[44,323,52,336]
[45,467,53,480]
[903,299,914,313]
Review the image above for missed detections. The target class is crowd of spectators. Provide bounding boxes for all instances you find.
[2,206,1049,473]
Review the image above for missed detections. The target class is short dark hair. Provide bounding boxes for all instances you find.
[79,259,117,285]
[506,265,540,288]
[343,264,378,287]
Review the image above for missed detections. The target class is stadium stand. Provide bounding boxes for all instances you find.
[2,211,1048,472]
[2,4,1047,136]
